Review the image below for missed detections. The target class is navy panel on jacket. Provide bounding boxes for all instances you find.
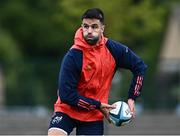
[106,39,147,100]
[58,48,101,110]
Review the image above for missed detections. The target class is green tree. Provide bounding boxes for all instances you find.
[0,0,179,109]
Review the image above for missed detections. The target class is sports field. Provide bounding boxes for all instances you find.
[0,109,179,135]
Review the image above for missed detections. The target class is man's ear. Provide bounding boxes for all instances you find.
[101,25,105,33]
[81,24,83,28]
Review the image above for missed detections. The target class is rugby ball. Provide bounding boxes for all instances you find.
[109,101,132,126]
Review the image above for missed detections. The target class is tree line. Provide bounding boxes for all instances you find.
[0,0,179,109]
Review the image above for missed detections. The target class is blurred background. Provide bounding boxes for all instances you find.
[0,0,179,135]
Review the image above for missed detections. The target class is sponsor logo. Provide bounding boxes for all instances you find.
[52,116,63,124]
[125,108,130,115]
[125,47,128,53]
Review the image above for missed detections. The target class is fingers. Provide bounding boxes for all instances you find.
[101,103,116,109]
[100,108,111,123]
[130,107,135,118]
[129,104,135,115]
[100,103,117,123]
[127,99,136,118]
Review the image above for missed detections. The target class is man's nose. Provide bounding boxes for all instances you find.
[87,27,93,33]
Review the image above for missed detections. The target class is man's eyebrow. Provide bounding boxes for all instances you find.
[82,23,98,26]
[82,23,88,25]
[91,23,98,25]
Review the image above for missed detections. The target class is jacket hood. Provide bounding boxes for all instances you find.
[73,28,107,49]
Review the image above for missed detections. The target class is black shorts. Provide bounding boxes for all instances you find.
[49,112,104,135]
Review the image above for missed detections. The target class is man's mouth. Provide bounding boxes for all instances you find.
[87,34,94,39]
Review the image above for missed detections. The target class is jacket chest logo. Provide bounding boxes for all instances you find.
[85,64,92,71]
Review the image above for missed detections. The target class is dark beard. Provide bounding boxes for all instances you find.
[84,35,99,45]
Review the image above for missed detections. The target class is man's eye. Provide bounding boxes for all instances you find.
[83,25,89,29]
[92,25,98,29]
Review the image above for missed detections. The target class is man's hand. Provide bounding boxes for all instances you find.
[127,98,135,118]
[100,103,116,123]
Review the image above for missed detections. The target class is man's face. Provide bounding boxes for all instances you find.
[81,18,104,45]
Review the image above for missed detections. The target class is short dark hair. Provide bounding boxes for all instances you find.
[81,8,104,24]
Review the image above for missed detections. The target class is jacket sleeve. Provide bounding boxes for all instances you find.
[107,39,148,100]
[58,49,101,110]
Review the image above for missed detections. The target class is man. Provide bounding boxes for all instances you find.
[48,8,147,135]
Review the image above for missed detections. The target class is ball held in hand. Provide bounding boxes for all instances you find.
[109,101,132,126]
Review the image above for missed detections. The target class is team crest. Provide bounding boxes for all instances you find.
[85,64,92,71]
